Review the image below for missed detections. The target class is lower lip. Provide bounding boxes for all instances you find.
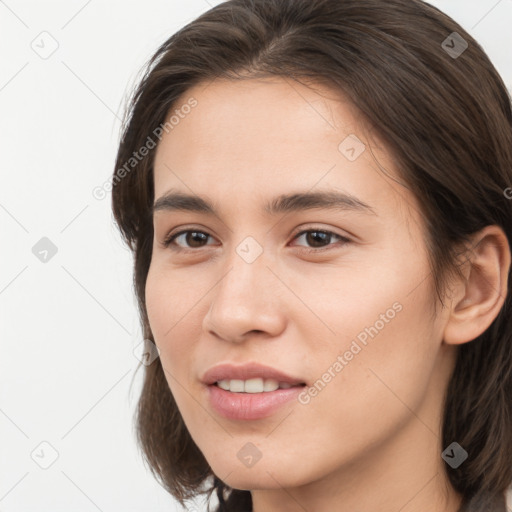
[206,384,305,420]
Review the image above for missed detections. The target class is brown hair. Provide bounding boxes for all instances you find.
[111,0,512,510]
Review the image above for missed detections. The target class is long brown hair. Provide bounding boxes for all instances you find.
[111,1,512,510]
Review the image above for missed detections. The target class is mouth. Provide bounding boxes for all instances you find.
[201,362,307,420]
[206,382,307,421]
[212,378,306,393]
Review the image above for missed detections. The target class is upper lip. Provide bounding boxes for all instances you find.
[201,362,306,386]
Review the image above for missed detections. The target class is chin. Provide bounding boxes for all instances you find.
[219,470,297,491]
[209,457,312,491]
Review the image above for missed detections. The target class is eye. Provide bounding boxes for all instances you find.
[162,229,216,250]
[290,228,351,253]
[162,227,350,253]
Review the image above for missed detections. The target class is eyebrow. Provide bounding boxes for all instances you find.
[152,189,376,217]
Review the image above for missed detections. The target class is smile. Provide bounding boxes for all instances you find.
[215,378,303,393]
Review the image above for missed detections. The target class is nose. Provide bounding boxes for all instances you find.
[202,249,287,344]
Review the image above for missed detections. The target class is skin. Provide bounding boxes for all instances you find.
[145,77,510,512]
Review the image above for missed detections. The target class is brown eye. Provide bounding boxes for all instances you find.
[162,228,350,253]
[292,229,351,251]
[163,230,214,249]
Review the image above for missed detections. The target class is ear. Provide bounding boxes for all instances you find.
[443,225,511,346]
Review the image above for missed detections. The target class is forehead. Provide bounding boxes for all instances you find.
[154,77,368,172]
[152,77,414,221]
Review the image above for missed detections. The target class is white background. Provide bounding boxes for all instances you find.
[1,1,511,511]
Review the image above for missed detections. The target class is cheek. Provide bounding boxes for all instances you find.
[145,267,200,429]
[145,265,196,367]
[145,260,202,329]
[145,266,171,338]
[290,250,433,363]
[293,246,440,429]
[284,295,440,479]
[145,263,214,415]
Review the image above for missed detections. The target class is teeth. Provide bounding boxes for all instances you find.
[216,378,299,393]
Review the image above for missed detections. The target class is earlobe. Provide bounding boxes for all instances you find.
[443,225,511,346]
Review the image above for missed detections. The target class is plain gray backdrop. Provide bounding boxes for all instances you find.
[1,1,511,511]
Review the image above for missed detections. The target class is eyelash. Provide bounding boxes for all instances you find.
[161,227,351,254]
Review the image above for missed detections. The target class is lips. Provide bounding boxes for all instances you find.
[201,362,306,387]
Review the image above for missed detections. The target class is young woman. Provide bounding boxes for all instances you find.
[111,0,512,510]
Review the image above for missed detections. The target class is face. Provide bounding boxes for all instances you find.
[146,77,456,491]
